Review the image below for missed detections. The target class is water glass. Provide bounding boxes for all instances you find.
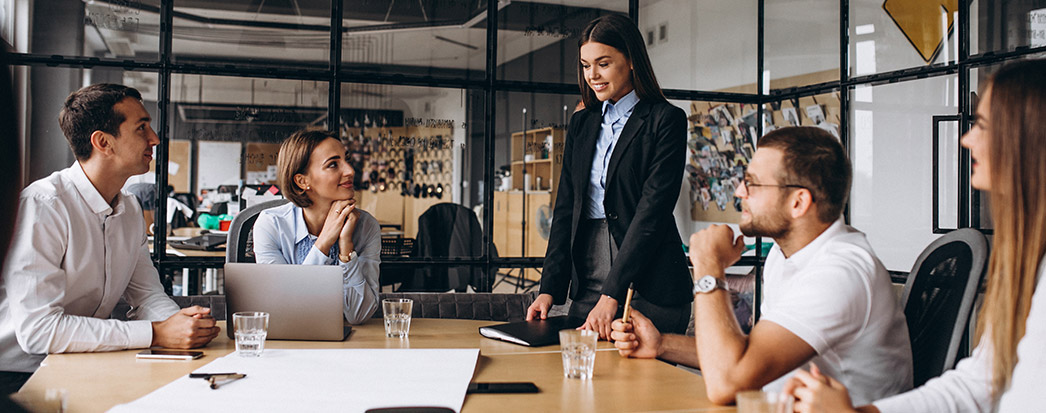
[559,329,597,379]
[232,311,269,357]
[736,390,794,413]
[382,298,413,338]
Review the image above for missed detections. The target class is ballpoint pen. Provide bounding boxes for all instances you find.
[190,372,247,390]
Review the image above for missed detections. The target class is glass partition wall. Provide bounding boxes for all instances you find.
[9,0,1042,297]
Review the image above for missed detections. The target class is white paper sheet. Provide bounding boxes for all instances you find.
[109,349,480,413]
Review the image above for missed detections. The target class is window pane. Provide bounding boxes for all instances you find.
[23,66,160,182]
[340,83,481,260]
[497,1,627,83]
[172,1,330,69]
[850,0,959,76]
[972,0,1046,56]
[342,0,485,81]
[494,90,577,284]
[849,75,959,271]
[18,0,160,60]
[766,0,839,91]
[642,0,758,92]
[169,74,329,200]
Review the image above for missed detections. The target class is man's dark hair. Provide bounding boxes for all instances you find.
[758,126,852,223]
[58,83,142,161]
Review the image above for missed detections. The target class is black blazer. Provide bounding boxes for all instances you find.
[539,99,693,307]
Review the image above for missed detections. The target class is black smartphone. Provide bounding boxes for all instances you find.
[466,382,539,394]
[136,349,204,360]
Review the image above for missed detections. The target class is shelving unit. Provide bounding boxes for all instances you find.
[495,127,566,281]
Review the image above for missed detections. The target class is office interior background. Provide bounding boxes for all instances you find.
[3,0,1046,299]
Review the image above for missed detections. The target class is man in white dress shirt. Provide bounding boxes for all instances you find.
[611,126,912,405]
[0,84,220,393]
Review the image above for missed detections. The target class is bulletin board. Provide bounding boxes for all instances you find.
[146,139,192,192]
[245,142,281,185]
[688,69,841,223]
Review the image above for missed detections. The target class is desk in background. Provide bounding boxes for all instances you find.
[19,319,733,412]
[150,227,226,295]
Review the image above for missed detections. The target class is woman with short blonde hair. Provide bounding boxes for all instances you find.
[253,128,381,324]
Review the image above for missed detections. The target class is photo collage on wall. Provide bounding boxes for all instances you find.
[687,92,840,223]
[687,102,755,223]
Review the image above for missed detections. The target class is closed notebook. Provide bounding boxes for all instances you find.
[478,316,585,347]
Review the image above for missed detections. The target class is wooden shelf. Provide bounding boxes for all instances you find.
[511,159,553,164]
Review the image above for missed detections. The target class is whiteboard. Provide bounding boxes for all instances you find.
[197,141,241,192]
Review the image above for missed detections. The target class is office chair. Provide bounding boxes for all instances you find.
[169,193,198,227]
[901,228,989,387]
[225,199,289,263]
[396,203,496,292]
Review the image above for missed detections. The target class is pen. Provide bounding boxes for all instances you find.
[190,372,247,390]
[189,372,239,378]
[621,285,635,323]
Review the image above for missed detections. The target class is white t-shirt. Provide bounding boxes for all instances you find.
[760,219,913,405]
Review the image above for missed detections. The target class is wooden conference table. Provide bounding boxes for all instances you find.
[19,319,734,412]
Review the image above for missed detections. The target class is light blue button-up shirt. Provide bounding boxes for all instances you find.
[252,202,381,324]
[585,90,639,219]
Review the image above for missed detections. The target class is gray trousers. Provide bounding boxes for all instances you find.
[568,219,690,334]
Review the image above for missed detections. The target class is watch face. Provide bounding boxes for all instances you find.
[698,276,716,292]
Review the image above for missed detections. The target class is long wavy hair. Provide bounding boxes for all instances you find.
[975,58,1046,394]
[576,14,666,111]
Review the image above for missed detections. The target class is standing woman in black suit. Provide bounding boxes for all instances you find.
[526,14,692,339]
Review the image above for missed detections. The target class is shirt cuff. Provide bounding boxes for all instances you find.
[339,257,367,286]
[127,320,155,348]
[759,311,830,355]
[305,245,335,265]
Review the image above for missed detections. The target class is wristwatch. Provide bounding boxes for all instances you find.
[338,250,358,263]
[693,275,728,295]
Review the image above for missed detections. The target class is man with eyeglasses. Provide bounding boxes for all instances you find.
[611,126,912,406]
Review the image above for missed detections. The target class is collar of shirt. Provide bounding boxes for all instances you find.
[292,205,314,244]
[68,161,117,216]
[778,218,847,271]
[601,89,639,125]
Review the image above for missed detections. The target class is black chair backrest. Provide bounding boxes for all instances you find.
[170,192,198,229]
[373,292,536,322]
[402,203,492,292]
[225,199,290,263]
[901,228,989,387]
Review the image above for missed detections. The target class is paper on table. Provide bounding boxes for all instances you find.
[109,349,480,413]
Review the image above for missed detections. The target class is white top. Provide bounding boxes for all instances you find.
[251,202,381,324]
[760,219,913,405]
[874,258,1046,413]
[0,163,180,373]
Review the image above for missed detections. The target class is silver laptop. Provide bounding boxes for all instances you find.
[224,263,351,341]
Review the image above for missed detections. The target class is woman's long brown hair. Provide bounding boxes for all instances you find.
[576,14,666,111]
[976,59,1046,394]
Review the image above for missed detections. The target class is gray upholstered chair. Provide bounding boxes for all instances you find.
[225,199,289,263]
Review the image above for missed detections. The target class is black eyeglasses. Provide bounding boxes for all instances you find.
[741,178,812,200]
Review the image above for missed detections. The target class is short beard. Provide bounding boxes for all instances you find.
[739,209,791,239]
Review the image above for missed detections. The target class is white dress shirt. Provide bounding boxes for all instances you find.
[0,163,180,373]
[251,202,381,324]
[760,219,914,405]
[874,257,1046,413]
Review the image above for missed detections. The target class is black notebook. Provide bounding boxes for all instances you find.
[478,316,585,347]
